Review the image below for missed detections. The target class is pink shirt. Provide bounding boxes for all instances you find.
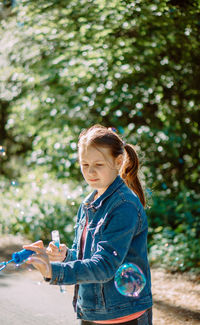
[81,217,88,257]
[93,310,146,324]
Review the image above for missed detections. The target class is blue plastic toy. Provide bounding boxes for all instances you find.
[0,249,34,271]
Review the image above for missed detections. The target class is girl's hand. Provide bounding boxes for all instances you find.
[46,241,68,262]
[23,240,52,279]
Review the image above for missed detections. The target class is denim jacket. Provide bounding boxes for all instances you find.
[50,176,153,321]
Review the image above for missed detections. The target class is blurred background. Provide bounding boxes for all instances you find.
[0,0,200,275]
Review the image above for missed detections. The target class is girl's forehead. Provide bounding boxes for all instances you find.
[79,145,111,161]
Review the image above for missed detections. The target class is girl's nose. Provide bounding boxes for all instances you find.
[88,166,95,175]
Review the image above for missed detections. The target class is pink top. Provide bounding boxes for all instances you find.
[93,310,146,324]
[80,218,146,324]
[81,217,88,256]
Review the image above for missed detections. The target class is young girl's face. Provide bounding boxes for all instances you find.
[79,145,122,197]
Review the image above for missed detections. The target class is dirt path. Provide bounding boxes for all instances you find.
[0,235,200,325]
[151,268,200,325]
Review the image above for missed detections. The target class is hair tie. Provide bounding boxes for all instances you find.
[108,127,117,133]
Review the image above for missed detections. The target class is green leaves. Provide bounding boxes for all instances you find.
[0,172,82,245]
[0,0,200,271]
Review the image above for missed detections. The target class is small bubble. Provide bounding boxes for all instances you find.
[118,126,125,134]
[27,264,34,272]
[0,146,6,157]
[11,180,19,187]
[60,286,67,294]
[15,263,23,269]
[0,262,6,271]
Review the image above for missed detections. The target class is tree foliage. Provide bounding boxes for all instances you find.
[0,0,200,271]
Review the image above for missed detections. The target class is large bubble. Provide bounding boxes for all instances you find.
[114,263,146,297]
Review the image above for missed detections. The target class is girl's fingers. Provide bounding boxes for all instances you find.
[32,240,44,248]
[46,244,58,255]
[48,242,64,251]
[60,244,66,249]
[23,244,46,255]
[48,241,55,248]
[25,240,44,248]
[47,242,59,252]
[48,242,66,249]
[23,241,52,278]
[23,240,44,249]
[23,244,40,252]
[26,256,52,278]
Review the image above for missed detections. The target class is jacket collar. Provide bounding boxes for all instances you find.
[83,175,124,210]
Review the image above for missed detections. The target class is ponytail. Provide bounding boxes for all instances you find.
[120,144,146,207]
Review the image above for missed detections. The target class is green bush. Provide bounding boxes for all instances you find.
[1,171,200,273]
[0,171,83,246]
[0,0,200,273]
[147,187,200,272]
[148,225,200,273]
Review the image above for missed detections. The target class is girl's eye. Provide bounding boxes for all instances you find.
[81,163,103,167]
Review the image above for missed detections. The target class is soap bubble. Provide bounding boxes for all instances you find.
[27,255,50,277]
[0,262,7,271]
[27,255,66,292]
[15,260,34,272]
[11,180,19,187]
[114,263,146,297]
[59,286,66,294]
[0,146,6,157]
[15,262,25,269]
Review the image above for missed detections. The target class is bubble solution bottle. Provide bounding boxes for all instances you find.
[51,230,60,249]
[51,230,66,294]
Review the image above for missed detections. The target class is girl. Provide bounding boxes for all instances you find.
[24,124,153,325]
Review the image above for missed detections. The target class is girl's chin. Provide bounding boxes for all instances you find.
[90,183,99,188]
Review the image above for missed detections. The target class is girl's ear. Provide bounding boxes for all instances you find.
[115,154,123,170]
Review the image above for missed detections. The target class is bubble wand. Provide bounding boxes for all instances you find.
[0,249,35,271]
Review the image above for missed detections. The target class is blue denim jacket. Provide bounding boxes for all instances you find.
[50,176,153,321]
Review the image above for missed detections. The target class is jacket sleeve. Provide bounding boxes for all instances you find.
[50,201,141,285]
[63,241,77,262]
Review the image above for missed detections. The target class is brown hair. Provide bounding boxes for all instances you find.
[78,124,146,207]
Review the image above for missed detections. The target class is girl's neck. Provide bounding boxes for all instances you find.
[94,192,99,201]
